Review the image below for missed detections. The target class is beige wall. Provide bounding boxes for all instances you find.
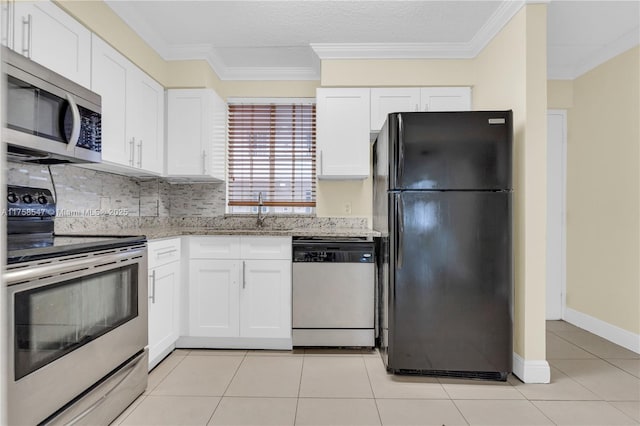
[56,1,552,358]
[547,80,574,109]
[474,4,548,361]
[321,59,475,87]
[566,46,640,334]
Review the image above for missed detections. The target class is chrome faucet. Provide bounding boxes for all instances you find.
[256,191,266,228]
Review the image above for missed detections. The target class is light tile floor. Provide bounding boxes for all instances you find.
[113,321,640,425]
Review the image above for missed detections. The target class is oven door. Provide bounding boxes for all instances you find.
[5,245,147,426]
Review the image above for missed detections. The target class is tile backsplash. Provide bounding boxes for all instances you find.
[6,162,226,218]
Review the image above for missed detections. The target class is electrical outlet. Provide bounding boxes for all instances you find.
[344,202,352,214]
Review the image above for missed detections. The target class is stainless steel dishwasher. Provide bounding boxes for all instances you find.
[292,238,375,347]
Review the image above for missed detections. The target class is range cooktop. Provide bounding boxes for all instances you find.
[7,235,147,265]
[6,185,146,264]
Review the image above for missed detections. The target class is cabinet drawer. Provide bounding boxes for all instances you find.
[189,236,241,259]
[241,236,291,260]
[148,238,182,268]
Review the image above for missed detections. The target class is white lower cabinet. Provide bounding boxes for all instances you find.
[180,236,292,349]
[147,238,181,370]
[189,259,240,337]
[241,259,292,339]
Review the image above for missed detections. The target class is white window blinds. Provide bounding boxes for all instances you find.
[227,102,316,208]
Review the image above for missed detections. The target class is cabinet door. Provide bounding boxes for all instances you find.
[13,1,91,88]
[240,259,291,339]
[209,90,227,181]
[148,261,180,369]
[91,35,132,167]
[167,89,216,178]
[370,88,420,131]
[420,87,472,112]
[189,259,240,337]
[316,88,370,179]
[130,67,164,174]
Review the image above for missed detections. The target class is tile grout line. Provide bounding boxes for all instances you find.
[605,400,640,423]
[145,350,189,395]
[362,353,383,425]
[113,394,148,425]
[204,350,248,425]
[293,352,306,425]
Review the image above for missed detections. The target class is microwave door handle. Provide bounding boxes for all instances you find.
[65,94,81,152]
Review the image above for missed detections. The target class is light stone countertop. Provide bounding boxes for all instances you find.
[143,227,380,240]
[60,226,380,241]
[54,216,380,240]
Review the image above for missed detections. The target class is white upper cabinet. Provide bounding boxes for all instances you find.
[129,66,165,174]
[91,35,164,175]
[370,88,421,131]
[420,87,472,112]
[5,0,91,88]
[166,89,226,181]
[370,87,472,131]
[91,36,129,167]
[316,88,370,180]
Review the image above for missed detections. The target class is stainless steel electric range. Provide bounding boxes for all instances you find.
[5,185,148,425]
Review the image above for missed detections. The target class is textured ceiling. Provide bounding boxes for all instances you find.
[106,0,640,81]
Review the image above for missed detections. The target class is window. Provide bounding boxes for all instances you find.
[227,100,316,214]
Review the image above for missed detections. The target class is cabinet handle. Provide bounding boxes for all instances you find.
[242,261,246,289]
[156,248,178,257]
[149,270,156,304]
[137,140,143,168]
[414,104,418,112]
[319,150,323,175]
[21,13,31,58]
[202,150,207,174]
[424,104,429,112]
[129,138,135,166]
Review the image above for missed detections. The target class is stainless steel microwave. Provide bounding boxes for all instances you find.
[3,46,102,163]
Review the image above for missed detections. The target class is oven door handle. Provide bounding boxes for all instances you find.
[5,248,145,285]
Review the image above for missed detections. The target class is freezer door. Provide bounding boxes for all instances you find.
[391,111,512,191]
[388,191,512,374]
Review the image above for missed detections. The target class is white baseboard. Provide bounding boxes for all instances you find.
[176,336,293,350]
[564,307,640,354]
[512,352,550,383]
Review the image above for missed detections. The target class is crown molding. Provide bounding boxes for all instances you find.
[310,42,477,60]
[165,44,319,80]
[217,66,320,81]
[109,0,637,82]
[468,0,525,56]
[572,27,639,79]
[548,27,639,80]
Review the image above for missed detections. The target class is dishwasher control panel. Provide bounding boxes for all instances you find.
[292,239,374,263]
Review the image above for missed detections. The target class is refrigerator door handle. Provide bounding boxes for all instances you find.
[396,195,404,269]
[397,115,405,185]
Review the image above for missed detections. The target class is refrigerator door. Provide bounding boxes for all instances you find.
[388,191,512,375]
[390,111,513,191]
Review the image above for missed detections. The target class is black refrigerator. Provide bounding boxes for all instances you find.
[373,111,513,381]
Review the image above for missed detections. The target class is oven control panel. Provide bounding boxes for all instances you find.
[7,185,56,217]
